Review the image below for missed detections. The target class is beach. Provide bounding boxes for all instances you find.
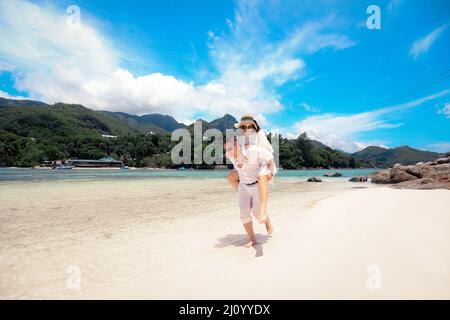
[0,176,449,299]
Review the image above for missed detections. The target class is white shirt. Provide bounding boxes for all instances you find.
[233,144,275,184]
[256,130,274,153]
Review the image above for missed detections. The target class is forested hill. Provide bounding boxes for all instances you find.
[0,102,170,167]
[101,111,186,134]
[0,103,140,138]
[1,97,441,168]
[351,145,442,168]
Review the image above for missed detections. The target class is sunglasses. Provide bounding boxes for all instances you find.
[240,125,255,130]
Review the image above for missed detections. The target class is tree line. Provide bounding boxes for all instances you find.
[0,129,358,169]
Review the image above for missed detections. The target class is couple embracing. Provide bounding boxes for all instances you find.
[225,115,277,248]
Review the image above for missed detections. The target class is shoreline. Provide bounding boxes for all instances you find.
[0,167,382,184]
[1,166,384,170]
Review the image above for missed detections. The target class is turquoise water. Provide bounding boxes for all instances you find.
[0,167,381,182]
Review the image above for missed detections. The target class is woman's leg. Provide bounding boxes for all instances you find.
[258,174,273,235]
[264,217,273,236]
[227,170,239,191]
[258,175,269,222]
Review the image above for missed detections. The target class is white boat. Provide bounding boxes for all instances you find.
[53,163,74,170]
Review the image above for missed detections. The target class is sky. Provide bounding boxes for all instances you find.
[0,0,449,153]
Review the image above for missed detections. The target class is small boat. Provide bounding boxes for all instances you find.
[53,163,73,170]
[120,166,129,169]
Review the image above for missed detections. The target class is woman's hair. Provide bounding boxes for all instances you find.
[252,120,261,132]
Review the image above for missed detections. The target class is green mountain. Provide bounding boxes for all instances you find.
[0,103,140,138]
[2,97,442,170]
[351,145,441,168]
[208,114,238,132]
[139,114,186,131]
[310,139,328,150]
[0,101,174,167]
[187,114,238,133]
[0,97,48,108]
[102,111,186,134]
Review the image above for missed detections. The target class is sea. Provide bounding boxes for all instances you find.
[0,167,381,183]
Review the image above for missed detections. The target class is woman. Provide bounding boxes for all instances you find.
[225,115,276,247]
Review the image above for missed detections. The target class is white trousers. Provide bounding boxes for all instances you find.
[238,182,263,224]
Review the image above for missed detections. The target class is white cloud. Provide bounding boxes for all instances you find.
[0,90,26,99]
[178,118,195,126]
[436,102,450,118]
[253,113,268,128]
[426,142,450,153]
[0,0,355,122]
[301,102,320,112]
[388,0,403,11]
[292,90,450,153]
[303,75,324,83]
[409,24,448,60]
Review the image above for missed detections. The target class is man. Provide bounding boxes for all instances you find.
[225,115,276,248]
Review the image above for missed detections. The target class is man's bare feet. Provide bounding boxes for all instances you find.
[244,239,256,248]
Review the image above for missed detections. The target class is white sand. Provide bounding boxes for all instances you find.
[0,178,449,299]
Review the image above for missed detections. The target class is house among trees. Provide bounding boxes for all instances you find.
[101,134,117,139]
[66,156,123,168]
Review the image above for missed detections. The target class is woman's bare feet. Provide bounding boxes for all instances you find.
[259,204,268,224]
[265,219,273,236]
[227,170,239,191]
[244,239,257,248]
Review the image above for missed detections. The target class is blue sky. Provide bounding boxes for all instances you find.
[0,0,449,152]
